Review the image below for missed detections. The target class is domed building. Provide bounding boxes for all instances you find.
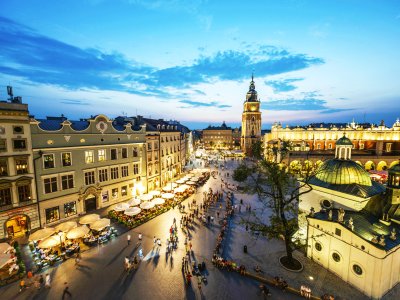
[299,136,400,299]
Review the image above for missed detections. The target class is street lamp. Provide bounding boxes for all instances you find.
[58,230,63,247]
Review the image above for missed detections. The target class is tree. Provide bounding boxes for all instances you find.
[233,141,315,269]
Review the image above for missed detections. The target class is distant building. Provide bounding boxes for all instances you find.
[232,127,241,149]
[265,120,400,171]
[241,75,262,155]
[202,122,233,150]
[0,97,40,240]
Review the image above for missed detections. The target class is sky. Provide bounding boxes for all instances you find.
[0,0,399,130]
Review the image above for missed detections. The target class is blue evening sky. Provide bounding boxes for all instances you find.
[0,0,399,129]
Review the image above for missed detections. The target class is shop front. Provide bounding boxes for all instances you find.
[5,214,30,238]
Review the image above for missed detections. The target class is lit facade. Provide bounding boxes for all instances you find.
[30,115,147,226]
[241,75,262,155]
[202,122,233,150]
[0,99,40,240]
[265,119,400,171]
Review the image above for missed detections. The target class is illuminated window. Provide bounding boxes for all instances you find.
[112,188,118,199]
[61,152,72,167]
[85,151,94,164]
[64,201,77,217]
[46,207,60,223]
[121,186,127,196]
[0,158,8,176]
[43,154,55,169]
[98,149,106,161]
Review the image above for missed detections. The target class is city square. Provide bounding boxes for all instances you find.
[1,1,400,300]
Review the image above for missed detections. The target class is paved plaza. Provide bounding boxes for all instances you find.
[0,157,399,300]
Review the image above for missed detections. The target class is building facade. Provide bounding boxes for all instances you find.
[241,75,262,155]
[30,114,147,226]
[0,98,40,240]
[265,120,400,171]
[299,137,400,298]
[202,122,233,150]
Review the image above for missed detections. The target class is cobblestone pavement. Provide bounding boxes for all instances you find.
[0,158,299,300]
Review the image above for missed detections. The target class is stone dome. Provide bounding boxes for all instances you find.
[314,159,372,186]
[336,135,353,146]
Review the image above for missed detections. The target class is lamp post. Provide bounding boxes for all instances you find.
[58,230,63,248]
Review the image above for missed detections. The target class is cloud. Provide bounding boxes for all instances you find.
[179,100,231,109]
[262,98,354,114]
[60,99,90,106]
[265,78,303,92]
[0,16,324,100]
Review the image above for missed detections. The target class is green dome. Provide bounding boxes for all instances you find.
[315,159,372,186]
[336,135,353,146]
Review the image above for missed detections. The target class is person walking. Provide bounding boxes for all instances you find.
[138,233,142,241]
[75,252,81,266]
[153,236,156,248]
[62,284,72,299]
[127,234,131,245]
[39,274,44,289]
[45,273,51,288]
[19,279,25,292]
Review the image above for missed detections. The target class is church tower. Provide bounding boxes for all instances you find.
[241,74,262,155]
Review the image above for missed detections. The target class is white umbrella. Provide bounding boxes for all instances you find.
[190,177,199,182]
[162,186,173,192]
[66,225,90,239]
[140,202,155,210]
[29,228,56,241]
[140,194,153,201]
[149,190,161,197]
[161,193,175,200]
[127,198,141,206]
[90,218,111,231]
[0,253,12,269]
[171,183,178,188]
[55,221,77,233]
[0,243,13,254]
[38,235,62,249]
[180,184,190,190]
[79,214,100,225]
[174,187,185,193]
[175,179,186,184]
[152,198,165,205]
[187,181,196,185]
[114,203,130,211]
[124,207,141,216]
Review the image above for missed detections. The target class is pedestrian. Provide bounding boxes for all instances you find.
[45,273,51,288]
[153,236,156,247]
[138,233,142,240]
[39,274,44,288]
[157,238,162,247]
[189,242,192,251]
[62,284,72,300]
[127,234,131,245]
[19,279,25,292]
[75,252,81,266]
[173,217,176,225]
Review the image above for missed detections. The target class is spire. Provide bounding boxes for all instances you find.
[249,73,256,92]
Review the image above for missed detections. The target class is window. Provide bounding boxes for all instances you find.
[44,177,58,193]
[64,201,77,217]
[315,242,322,251]
[121,186,127,196]
[154,152,158,160]
[332,252,341,262]
[360,143,364,150]
[0,158,8,176]
[328,143,332,149]
[98,169,108,182]
[18,184,31,202]
[148,163,152,176]
[132,147,138,157]
[353,264,363,275]
[335,228,341,237]
[13,139,27,150]
[102,190,109,203]
[15,158,28,174]
[111,148,118,160]
[13,126,24,134]
[0,187,12,206]
[43,154,55,169]
[45,207,60,223]
[316,144,321,150]
[61,174,74,190]
[98,149,106,161]
[85,150,94,164]
[148,143,152,151]
[122,148,128,159]
[112,188,118,199]
[61,152,72,167]
[133,163,139,175]
[121,165,129,177]
[111,167,119,180]
[0,139,7,152]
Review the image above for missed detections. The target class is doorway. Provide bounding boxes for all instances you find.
[85,195,97,212]
[6,215,29,238]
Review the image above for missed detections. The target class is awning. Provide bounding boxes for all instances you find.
[79,214,100,225]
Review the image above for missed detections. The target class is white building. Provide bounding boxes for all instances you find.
[300,135,400,299]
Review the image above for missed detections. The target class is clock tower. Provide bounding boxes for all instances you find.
[241,74,262,155]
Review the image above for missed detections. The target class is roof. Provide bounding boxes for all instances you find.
[310,209,400,252]
[336,135,353,145]
[37,119,63,131]
[203,122,231,131]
